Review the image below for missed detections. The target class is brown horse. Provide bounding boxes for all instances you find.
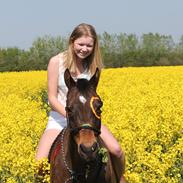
[48,68,125,183]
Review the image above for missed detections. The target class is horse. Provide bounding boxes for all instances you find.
[48,68,125,183]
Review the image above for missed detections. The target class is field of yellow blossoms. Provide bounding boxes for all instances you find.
[0,66,183,183]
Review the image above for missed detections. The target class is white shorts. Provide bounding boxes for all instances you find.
[45,111,67,131]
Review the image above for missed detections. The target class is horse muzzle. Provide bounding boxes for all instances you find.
[74,126,99,161]
[79,142,99,161]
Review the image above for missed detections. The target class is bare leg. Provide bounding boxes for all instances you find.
[100,125,122,157]
[100,124,126,183]
[35,129,61,160]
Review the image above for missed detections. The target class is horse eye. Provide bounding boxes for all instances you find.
[90,98,102,118]
[96,107,102,115]
[95,100,103,114]
[98,101,103,108]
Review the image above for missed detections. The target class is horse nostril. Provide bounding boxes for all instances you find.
[80,142,98,154]
[80,144,88,154]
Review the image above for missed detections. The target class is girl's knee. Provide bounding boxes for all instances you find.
[111,144,122,158]
[111,144,126,160]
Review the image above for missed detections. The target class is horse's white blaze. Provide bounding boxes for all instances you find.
[79,95,87,104]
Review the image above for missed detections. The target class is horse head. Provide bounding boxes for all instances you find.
[64,68,103,162]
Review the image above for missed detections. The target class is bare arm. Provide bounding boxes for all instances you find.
[47,56,66,117]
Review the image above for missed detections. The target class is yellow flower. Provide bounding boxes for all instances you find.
[0,67,183,182]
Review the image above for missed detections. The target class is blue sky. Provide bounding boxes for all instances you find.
[0,0,183,50]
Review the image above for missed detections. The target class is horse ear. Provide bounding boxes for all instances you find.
[89,68,100,89]
[64,69,75,89]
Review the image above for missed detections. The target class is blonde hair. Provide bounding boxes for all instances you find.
[63,23,103,75]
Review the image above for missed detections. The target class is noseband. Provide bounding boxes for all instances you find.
[70,123,101,136]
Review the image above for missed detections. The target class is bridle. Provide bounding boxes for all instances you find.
[70,123,101,136]
[61,96,102,182]
[66,96,102,136]
[60,128,84,183]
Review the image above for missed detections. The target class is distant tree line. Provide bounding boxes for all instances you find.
[0,32,183,72]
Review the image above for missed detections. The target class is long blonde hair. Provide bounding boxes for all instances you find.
[63,23,103,75]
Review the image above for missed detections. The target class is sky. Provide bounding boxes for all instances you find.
[0,0,183,50]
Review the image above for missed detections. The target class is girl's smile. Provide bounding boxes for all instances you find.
[73,36,94,60]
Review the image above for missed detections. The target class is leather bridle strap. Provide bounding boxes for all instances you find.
[71,124,101,136]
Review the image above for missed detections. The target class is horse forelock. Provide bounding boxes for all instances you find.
[76,79,91,93]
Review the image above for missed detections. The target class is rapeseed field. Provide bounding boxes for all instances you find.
[0,67,183,183]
